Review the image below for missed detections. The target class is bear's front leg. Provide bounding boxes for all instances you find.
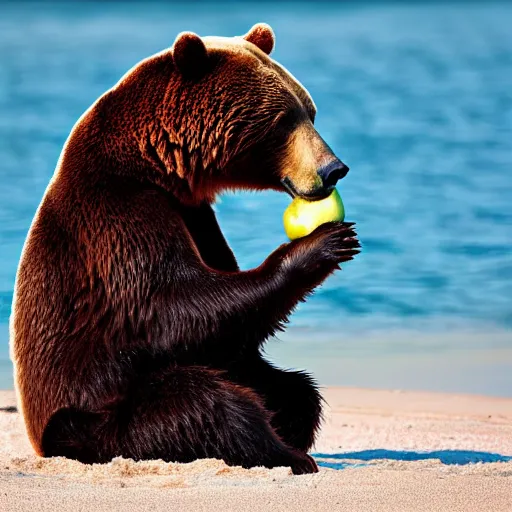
[79,187,358,356]
[164,221,359,351]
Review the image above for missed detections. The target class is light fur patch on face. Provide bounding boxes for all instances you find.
[281,123,328,195]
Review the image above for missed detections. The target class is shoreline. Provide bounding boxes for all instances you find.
[3,327,512,393]
[2,387,512,511]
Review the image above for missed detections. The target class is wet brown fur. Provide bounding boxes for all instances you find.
[10,24,359,474]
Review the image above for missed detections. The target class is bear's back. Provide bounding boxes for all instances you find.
[11,190,81,450]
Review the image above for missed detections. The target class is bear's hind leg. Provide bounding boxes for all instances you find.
[42,366,317,474]
[227,356,323,452]
[42,407,116,464]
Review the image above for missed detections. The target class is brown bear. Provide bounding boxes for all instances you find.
[10,23,359,475]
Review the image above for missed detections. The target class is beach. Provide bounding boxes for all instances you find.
[1,387,511,512]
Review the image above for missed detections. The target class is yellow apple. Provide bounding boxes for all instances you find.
[283,189,345,240]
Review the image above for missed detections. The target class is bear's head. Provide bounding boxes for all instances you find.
[106,23,349,205]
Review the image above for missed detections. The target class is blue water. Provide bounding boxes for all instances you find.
[1,2,511,393]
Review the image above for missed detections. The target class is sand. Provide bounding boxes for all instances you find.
[1,387,511,511]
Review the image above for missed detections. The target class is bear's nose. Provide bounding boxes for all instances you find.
[317,160,349,189]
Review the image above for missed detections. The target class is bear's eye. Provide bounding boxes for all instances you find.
[273,109,300,136]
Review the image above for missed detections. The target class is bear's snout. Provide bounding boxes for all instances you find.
[281,157,348,200]
[280,123,349,200]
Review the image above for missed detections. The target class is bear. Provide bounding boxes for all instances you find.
[10,23,359,475]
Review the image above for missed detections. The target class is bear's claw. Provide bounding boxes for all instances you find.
[289,452,319,475]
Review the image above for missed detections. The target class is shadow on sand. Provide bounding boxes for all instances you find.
[313,449,512,470]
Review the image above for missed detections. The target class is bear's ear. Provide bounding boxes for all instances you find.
[243,23,275,55]
[173,32,209,79]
